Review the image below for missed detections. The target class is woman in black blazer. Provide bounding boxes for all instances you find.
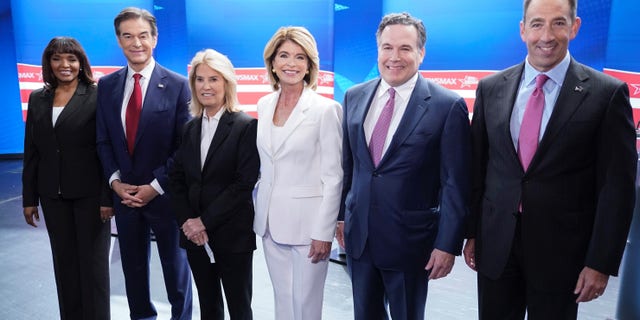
[169,49,260,320]
[22,37,113,320]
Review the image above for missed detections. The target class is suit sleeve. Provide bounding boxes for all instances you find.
[96,81,119,181]
[311,100,344,242]
[22,92,40,207]
[338,91,353,221]
[434,97,471,255]
[168,121,194,227]
[153,77,191,191]
[200,118,260,231]
[466,82,489,239]
[587,81,636,276]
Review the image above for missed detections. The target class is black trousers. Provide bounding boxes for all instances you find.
[477,216,579,320]
[186,248,253,320]
[40,195,111,320]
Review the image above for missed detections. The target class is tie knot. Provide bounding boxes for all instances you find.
[133,73,142,81]
[535,74,549,89]
[388,87,396,99]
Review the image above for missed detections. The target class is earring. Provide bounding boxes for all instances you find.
[272,68,275,72]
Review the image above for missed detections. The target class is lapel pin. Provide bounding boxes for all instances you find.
[158,83,165,88]
[574,86,583,92]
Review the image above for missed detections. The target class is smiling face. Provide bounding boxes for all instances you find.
[117,18,157,72]
[194,64,226,115]
[520,0,580,72]
[377,24,425,87]
[50,52,80,85]
[271,40,309,88]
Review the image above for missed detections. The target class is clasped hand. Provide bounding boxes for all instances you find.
[182,217,208,246]
[112,180,158,208]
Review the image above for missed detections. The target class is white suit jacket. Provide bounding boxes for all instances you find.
[253,87,343,245]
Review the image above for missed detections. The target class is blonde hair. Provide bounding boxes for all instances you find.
[263,26,319,91]
[188,49,239,117]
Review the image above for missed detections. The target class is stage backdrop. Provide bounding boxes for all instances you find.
[1,0,638,155]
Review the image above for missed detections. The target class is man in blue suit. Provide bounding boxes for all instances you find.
[96,7,192,320]
[336,12,471,320]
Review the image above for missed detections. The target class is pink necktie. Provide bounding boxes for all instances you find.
[369,88,395,167]
[518,74,549,170]
[126,73,142,155]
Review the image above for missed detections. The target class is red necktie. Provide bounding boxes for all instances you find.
[126,73,142,155]
[518,74,549,170]
[369,88,395,167]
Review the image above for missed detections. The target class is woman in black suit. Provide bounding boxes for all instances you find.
[22,37,113,320]
[169,49,260,320]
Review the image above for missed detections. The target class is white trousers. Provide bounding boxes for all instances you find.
[262,232,329,320]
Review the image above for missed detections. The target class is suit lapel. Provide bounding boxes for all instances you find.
[381,77,430,165]
[352,80,379,169]
[54,82,88,128]
[533,60,589,168]
[136,64,167,148]
[259,93,277,158]
[109,68,128,148]
[497,65,525,167]
[203,111,233,166]
[190,118,204,169]
[271,88,311,157]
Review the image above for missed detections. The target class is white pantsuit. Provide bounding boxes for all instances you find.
[254,87,343,320]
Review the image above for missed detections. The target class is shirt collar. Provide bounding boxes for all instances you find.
[127,57,156,80]
[378,72,419,101]
[523,51,570,87]
[203,107,225,121]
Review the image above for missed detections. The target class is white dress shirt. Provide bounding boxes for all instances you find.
[363,72,418,158]
[200,108,225,170]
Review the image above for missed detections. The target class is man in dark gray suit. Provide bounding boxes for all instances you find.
[464,0,636,318]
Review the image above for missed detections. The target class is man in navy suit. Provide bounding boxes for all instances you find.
[336,12,471,320]
[96,7,192,320]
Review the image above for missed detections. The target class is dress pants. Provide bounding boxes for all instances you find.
[477,216,579,320]
[114,196,192,320]
[40,195,111,320]
[186,248,253,320]
[262,232,329,320]
[347,242,429,320]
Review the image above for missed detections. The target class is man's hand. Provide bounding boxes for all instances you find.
[335,221,345,249]
[574,266,609,302]
[425,248,455,280]
[23,206,39,227]
[308,239,332,263]
[111,180,141,207]
[463,238,476,271]
[129,184,159,207]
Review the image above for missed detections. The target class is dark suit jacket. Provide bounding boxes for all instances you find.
[468,59,636,291]
[23,81,111,206]
[96,63,190,212]
[169,111,259,252]
[340,75,471,271]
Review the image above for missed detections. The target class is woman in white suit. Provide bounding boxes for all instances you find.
[253,26,343,320]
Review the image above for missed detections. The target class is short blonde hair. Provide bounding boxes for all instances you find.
[188,49,239,117]
[263,26,319,91]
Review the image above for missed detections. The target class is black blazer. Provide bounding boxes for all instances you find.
[23,82,111,207]
[469,59,636,291]
[169,110,260,252]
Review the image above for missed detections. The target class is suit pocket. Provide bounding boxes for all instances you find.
[402,207,439,229]
[291,185,323,198]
